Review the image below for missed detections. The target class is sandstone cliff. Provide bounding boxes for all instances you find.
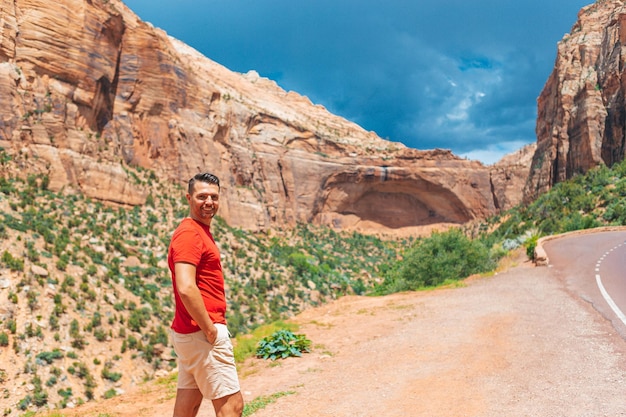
[526,0,626,201]
[0,0,527,234]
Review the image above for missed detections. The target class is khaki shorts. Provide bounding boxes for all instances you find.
[170,324,240,400]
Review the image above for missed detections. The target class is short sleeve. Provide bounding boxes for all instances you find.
[170,227,203,266]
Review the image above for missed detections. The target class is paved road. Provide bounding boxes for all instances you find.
[543,229,626,339]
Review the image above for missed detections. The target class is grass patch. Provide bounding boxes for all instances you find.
[154,371,178,400]
[389,303,413,310]
[306,320,333,329]
[313,343,333,357]
[242,391,296,416]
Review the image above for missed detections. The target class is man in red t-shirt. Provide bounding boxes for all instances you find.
[168,172,243,417]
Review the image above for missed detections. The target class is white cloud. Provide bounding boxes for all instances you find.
[461,140,531,165]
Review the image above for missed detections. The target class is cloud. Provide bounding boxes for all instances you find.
[460,140,531,165]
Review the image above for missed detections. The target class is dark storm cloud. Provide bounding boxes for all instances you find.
[123,0,591,163]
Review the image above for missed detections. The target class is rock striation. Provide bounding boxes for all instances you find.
[525,0,626,201]
[0,0,528,234]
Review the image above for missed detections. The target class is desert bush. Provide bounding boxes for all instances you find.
[7,291,17,304]
[94,329,107,342]
[101,365,122,382]
[376,228,495,293]
[1,250,23,272]
[69,319,80,338]
[26,290,39,311]
[126,335,139,350]
[128,308,151,332]
[103,388,117,399]
[57,387,73,408]
[0,332,8,347]
[31,376,48,407]
[25,240,39,262]
[561,212,601,231]
[6,319,16,334]
[46,375,57,387]
[17,395,31,410]
[71,336,86,350]
[36,349,64,364]
[603,199,626,224]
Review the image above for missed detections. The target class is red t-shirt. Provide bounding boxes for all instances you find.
[168,218,227,333]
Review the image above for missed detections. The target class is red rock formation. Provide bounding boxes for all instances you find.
[490,143,536,210]
[0,0,527,233]
[525,0,626,201]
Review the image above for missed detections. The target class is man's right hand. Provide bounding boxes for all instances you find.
[205,326,218,345]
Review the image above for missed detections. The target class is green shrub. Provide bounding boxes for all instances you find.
[45,375,57,387]
[1,250,23,272]
[36,349,64,364]
[32,388,48,407]
[94,328,107,342]
[524,234,540,260]
[128,308,151,332]
[603,199,626,224]
[255,329,311,361]
[382,228,495,292]
[17,395,31,410]
[58,387,72,399]
[561,212,601,231]
[6,319,17,334]
[101,366,122,382]
[103,388,117,399]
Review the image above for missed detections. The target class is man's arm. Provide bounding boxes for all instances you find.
[174,262,218,343]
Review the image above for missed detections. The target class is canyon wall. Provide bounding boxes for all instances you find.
[526,0,626,200]
[0,0,529,234]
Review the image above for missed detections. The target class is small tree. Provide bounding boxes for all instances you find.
[385,228,495,292]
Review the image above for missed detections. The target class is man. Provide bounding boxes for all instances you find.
[168,172,244,417]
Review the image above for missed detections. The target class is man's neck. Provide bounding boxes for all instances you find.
[190,215,212,228]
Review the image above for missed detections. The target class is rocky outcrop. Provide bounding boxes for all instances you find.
[490,143,536,210]
[525,0,626,201]
[0,0,527,233]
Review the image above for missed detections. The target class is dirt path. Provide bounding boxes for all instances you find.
[59,253,626,417]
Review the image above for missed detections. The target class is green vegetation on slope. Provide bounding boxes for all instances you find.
[484,159,626,251]
[0,147,403,412]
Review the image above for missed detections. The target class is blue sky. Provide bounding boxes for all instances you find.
[123,0,591,164]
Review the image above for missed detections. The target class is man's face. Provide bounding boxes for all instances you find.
[187,182,220,225]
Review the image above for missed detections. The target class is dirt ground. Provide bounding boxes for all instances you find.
[57,252,626,417]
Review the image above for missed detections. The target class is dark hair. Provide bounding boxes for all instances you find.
[188,172,220,194]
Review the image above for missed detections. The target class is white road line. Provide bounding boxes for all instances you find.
[595,246,626,327]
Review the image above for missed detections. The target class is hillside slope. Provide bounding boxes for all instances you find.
[0,162,405,415]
